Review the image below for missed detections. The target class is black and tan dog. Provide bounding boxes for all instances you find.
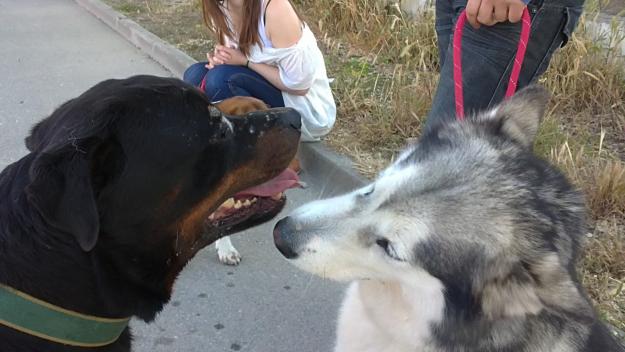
[0,75,300,351]
[211,96,301,265]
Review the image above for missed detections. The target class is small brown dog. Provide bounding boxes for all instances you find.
[213,96,301,265]
[215,96,269,116]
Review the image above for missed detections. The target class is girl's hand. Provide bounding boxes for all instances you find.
[206,53,216,69]
[214,45,248,66]
[206,46,227,69]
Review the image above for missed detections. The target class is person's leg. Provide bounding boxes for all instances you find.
[435,0,456,67]
[425,0,584,130]
[182,62,209,87]
[203,65,284,108]
[227,72,285,108]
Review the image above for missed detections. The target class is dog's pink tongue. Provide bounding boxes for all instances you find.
[237,169,301,197]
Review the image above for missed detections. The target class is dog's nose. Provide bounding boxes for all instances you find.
[273,217,299,259]
[273,107,301,131]
[245,107,301,132]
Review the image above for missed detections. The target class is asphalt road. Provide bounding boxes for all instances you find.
[0,1,345,351]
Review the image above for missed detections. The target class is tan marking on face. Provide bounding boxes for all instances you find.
[161,174,235,293]
[161,105,299,293]
[175,163,274,241]
[178,173,236,237]
[162,166,266,293]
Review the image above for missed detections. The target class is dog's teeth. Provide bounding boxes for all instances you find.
[243,199,251,207]
[271,192,283,200]
[234,200,242,209]
[251,197,257,203]
[222,198,235,208]
[208,213,215,220]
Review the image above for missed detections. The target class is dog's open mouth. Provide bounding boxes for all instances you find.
[208,168,301,228]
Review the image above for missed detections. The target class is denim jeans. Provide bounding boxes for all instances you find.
[426,0,584,129]
[183,62,285,108]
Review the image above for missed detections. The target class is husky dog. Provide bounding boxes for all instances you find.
[273,86,624,352]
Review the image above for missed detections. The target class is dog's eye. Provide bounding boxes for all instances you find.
[362,185,375,197]
[375,238,390,252]
[375,237,403,261]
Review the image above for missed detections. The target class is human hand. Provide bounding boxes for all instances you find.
[205,48,221,69]
[465,0,526,28]
[205,45,237,69]
[211,45,248,66]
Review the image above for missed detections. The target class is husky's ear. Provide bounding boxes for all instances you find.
[485,85,550,148]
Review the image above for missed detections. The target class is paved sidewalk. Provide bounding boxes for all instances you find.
[0,0,168,168]
[0,1,344,351]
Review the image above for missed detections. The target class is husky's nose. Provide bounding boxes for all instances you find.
[273,216,299,259]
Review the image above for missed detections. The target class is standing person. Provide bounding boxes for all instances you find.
[426,0,584,128]
[184,0,336,142]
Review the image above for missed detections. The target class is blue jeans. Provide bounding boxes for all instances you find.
[183,62,285,108]
[426,0,584,129]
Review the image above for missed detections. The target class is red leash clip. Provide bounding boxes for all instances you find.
[453,8,532,120]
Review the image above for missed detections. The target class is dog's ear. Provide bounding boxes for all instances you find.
[215,96,269,115]
[26,99,78,152]
[26,138,123,251]
[484,85,550,148]
[25,121,44,152]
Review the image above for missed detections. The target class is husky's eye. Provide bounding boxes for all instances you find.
[375,237,403,261]
[375,238,390,252]
[362,185,375,197]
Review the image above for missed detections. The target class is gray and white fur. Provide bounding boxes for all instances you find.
[273,86,624,352]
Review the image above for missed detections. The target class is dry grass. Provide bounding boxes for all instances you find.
[550,138,625,219]
[102,0,624,332]
[296,0,625,177]
[551,140,625,330]
[105,0,211,60]
[297,0,441,170]
[580,217,625,330]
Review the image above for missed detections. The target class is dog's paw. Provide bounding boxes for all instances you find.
[218,248,242,265]
[216,237,242,266]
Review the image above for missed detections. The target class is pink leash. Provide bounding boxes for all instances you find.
[453,8,532,120]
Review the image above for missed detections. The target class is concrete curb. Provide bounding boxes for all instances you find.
[299,143,367,193]
[74,0,368,194]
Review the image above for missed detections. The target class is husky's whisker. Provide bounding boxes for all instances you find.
[315,166,342,200]
[299,272,317,298]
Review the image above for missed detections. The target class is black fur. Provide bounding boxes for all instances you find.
[0,75,300,351]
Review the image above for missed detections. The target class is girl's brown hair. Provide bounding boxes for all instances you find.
[202,0,261,57]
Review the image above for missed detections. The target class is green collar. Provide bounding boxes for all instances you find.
[0,283,130,347]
